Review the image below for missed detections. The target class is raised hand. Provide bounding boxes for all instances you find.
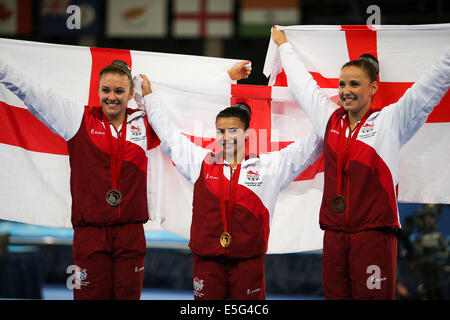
[227,60,252,81]
[272,26,287,47]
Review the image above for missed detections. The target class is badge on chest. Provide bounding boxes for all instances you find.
[244,169,263,187]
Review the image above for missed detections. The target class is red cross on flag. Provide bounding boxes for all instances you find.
[264,24,450,205]
[172,0,234,38]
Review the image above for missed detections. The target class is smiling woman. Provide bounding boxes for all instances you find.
[271,26,450,300]
[0,57,158,300]
[215,103,252,168]
[99,60,135,129]
[339,54,379,130]
[140,68,323,300]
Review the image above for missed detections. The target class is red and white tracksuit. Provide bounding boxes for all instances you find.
[144,92,322,299]
[279,42,450,299]
[0,63,160,299]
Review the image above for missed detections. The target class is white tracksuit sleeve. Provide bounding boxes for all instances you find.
[267,131,323,192]
[213,70,234,84]
[0,61,83,141]
[143,92,209,184]
[279,42,338,139]
[382,46,450,146]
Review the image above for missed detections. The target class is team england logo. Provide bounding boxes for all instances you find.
[130,125,142,136]
[193,276,204,292]
[359,122,377,139]
[193,276,205,297]
[245,170,262,187]
[247,170,260,181]
[361,122,375,134]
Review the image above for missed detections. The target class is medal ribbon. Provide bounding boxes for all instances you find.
[102,112,128,207]
[336,111,372,197]
[219,163,242,244]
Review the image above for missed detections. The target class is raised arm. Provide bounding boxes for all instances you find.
[140,75,209,184]
[0,60,83,141]
[211,60,252,84]
[133,60,251,109]
[226,60,252,81]
[272,27,338,139]
[382,46,450,146]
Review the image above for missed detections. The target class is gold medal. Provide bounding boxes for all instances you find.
[220,232,232,248]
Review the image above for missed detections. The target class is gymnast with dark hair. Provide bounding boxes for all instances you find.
[138,73,323,300]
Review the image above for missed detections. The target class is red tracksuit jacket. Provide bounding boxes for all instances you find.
[279,42,450,233]
[68,106,158,227]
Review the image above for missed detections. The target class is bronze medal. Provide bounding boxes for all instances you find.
[220,232,232,248]
[332,195,346,213]
[106,189,122,207]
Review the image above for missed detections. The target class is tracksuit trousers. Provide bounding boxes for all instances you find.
[322,229,397,299]
[193,255,266,300]
[72,223,146,300]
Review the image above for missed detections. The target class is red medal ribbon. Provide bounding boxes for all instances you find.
[219,163,241,248]
[102,112,128,211]
[336,110,372,200]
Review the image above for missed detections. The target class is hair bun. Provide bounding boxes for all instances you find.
[233,102,252,118]
[359,54,379,75]
[111,60,131,71]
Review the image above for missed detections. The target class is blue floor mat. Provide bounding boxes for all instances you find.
[41,285,322,300]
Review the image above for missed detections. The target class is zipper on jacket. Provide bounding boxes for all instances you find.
[345,174,350,226]
[225,166,233,257]
[115,125,122,220]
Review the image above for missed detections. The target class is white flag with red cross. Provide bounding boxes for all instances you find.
[0,37,324,253]
[264,24,450,206]
[172,0,234,38]
[0,38,238,228]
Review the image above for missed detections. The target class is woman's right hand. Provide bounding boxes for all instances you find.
[227,60,252,81]
[140,74,152,96]
[272,26,287,47]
